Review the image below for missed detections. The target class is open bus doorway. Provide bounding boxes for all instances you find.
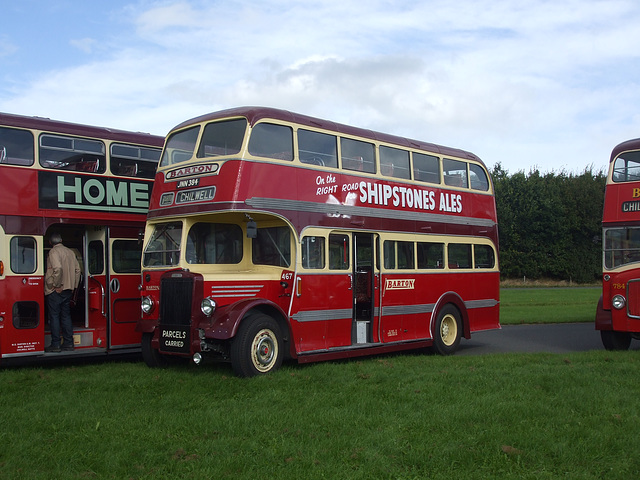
[42,224,143,353]
[352,233,378,344]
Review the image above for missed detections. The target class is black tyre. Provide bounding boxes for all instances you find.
[230,313,283,377]
[601,330,632,351]
[141,332,168,367]
[432,305,462,355]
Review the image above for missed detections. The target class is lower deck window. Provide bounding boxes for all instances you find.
[10,236,36,274]
[448,244,472,269]
[186,223,243,264]
[253,227,291,267]
[302,236,325,269]
[13,301,39,329]
[474,244,495,268]
[384,241,414,269]
[112,240,143,273]
[329,234,350,270]
[417,242,444,269]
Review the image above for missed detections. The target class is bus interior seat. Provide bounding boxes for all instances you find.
[415,169,439,183]
[116,163,138,176]
[76,159,100,172]
[343,156,364,171]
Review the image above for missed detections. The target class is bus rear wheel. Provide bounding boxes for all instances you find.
[230,313,283,377]
[601,330,632,351]
[433,305,462,355]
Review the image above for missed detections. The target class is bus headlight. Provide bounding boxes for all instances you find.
[612,294,626,310]
[141,296,155,314]
[201,297,216,317]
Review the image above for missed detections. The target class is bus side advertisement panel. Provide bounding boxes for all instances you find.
[152,161,497,230]
[37,171,151,217]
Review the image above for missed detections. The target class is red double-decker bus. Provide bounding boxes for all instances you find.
[0,112,163,363]
[597,137,640,349]
[138,107,500,376]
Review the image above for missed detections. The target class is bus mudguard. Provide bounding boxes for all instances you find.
[595,295,613,330]
[205,298,290,342]
[432,291,471,339]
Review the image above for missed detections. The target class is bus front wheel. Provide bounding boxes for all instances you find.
[601,330,632,351]
[433,305,462,355]
[230,313,283,377]
[142,332,168,367]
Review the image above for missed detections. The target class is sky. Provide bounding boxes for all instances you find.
[1,0,640,174]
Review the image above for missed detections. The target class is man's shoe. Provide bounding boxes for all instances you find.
[45,345,61,353]
[61,345,75,351]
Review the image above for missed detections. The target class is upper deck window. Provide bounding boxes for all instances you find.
[160,126,200,167]
[612,151,640,182]
[248,123,293,161]
[341,138,375,174]
[469,163,490,191]
[298,129,338,168]
[380,146,410,179]
[443,158,468,188]
[197,118,247,158]
[39,134,106,173]
[413,153,440,184]
[0,126,34,166]
[111,143,161,178]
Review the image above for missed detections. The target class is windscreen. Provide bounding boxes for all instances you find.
[604,227,640,269]
[612,151,640,183]
[143,222,183,267]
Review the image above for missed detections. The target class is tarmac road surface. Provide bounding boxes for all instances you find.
[458,322,640,355]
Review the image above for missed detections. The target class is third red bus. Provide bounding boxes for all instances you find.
[597,137,640,349]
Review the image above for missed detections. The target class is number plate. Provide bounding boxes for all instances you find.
[159,326,190,353]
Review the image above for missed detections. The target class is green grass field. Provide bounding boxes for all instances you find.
[500,287,601,325]
[1,350,639,479]
[2,286,633,480]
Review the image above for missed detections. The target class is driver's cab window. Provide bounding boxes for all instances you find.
[252,226,291,267]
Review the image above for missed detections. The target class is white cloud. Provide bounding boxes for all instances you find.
[2,0,640,173]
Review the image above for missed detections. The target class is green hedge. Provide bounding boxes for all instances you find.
[491,164,606,283]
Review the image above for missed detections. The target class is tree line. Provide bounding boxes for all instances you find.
[490,164,607,284]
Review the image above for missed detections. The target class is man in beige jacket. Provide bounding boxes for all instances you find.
[44,233,81,352]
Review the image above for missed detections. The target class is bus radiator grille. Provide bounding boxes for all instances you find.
[159,277,194,326]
